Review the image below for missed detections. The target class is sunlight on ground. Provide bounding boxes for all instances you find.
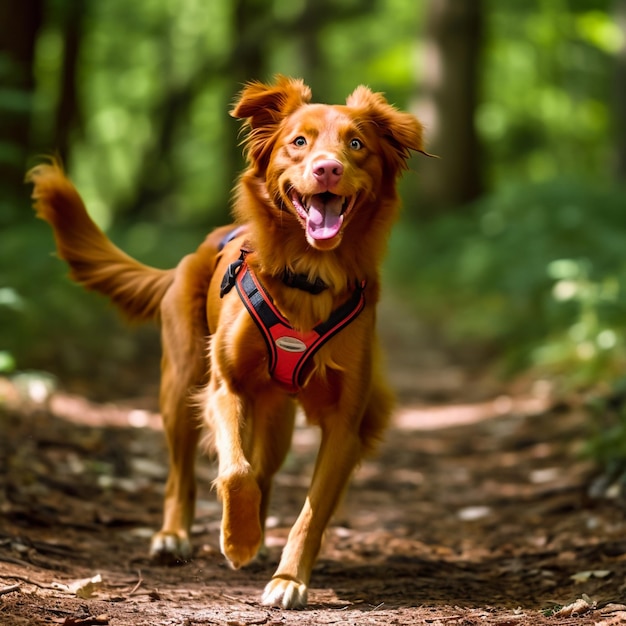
[394,391,553,431]
[2,373,553,434]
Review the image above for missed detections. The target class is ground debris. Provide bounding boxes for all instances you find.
[53,573,103,598]
[0,583,20,595]
[60,615,109,626]
[551,595,596,617]
[1,368,623,625]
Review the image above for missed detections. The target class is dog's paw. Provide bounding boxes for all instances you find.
[220,519,262,569]
[149,531,192,564]
[262,576,308,609]
[219,472,263,569]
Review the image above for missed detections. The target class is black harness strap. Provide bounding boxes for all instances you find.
[281,269,328,294]
[217,224,328,295]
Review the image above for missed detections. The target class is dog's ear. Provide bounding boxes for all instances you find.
[346,86,431,174]
[231,75,311,127]
[231,76,312,170]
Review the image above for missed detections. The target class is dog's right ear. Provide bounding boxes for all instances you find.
[231,75,311,128]
[231,76,311,171]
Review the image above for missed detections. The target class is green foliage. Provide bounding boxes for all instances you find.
[0,219,205,397]
[387,178,626,389]
[482,0,617,187]
[319,0,422,101]
[0,287,23,372]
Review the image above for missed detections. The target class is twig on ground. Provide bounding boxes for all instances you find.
[0,574,55,589]
[127,570,144,597]
[0,583,21,595]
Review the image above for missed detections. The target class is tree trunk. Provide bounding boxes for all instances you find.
[413,0,484,215]
[52,1,85,164]
[615,0,626,181]
[0,0,44,224]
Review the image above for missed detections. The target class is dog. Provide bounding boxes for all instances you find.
[27,76,426,609]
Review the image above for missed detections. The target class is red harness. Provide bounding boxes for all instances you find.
[220,251,366,394]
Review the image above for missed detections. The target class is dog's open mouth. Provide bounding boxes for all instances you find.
[290,191,357,241]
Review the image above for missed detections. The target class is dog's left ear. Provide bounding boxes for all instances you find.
[346,86,430,174]
[231,75,312,169]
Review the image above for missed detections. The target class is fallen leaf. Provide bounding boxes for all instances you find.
[570,570,611,583]
[54,574,103,599]
[553,596,596,617]
[71,574,103,599]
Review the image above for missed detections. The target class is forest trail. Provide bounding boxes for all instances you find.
[1,297,626,625]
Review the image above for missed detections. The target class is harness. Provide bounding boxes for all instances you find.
[219,243,366,394]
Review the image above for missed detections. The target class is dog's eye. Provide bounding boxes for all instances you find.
[350,138,363,150]
[293,136,307,147]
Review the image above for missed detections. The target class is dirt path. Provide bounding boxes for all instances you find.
[2,302,626,625]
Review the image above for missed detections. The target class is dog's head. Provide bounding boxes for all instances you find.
[232,76,425,251]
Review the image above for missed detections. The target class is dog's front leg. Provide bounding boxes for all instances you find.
[206,375,263,570]
[262,417,363,609]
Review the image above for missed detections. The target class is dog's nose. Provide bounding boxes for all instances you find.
[312,159,343,188]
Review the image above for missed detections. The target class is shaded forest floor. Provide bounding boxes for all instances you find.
[2,299,626,625]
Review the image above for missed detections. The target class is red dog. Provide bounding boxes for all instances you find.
[28,76,426,608]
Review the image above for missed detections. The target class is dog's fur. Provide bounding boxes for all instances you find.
[27,76,425,609]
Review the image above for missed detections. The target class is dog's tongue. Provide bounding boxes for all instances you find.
[307,195,343,240]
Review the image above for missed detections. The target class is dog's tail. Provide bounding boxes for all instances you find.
[26,160,175,322]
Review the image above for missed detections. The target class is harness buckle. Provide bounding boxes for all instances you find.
[220,250,247,298]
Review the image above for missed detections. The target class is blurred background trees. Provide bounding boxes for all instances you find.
[2,0,626,440]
